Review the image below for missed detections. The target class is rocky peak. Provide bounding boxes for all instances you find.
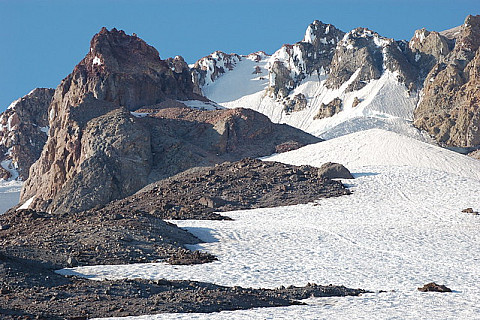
[67,27,199,111]
[84,27,162,74]
[267,21,344,98]
[451,15,480,61]
[409,28,452,69]
[0,88,54,180]
[326,27,417,92]
[246,51,269,62]
[19,28,203,212]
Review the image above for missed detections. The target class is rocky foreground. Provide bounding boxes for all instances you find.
[1,159,351,267]
[0,159,364,318]
[0,251,368,319]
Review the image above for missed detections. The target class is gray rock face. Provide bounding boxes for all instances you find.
[0,88,54,180]
[326,28,417,92]
[317,162,354,179]
[414,15,480,148]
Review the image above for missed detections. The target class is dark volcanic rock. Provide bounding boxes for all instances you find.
[0,88,54,180]
[104,158,351,220]
[0,208,215,268]
[0,250,368,319]
[318,162,354,179]
[20,28,320,215]
[417,282,452,292]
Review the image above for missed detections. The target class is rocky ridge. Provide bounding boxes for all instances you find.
[192,15,480,152]
[191,51,242,94]
[414,15,480,148]
[102,158,351,220]
[0,88,54,180]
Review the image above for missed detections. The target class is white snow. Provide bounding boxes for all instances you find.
[219,69,423,141]
[1,152,20,181]
[130,112,150,118]
[17,196,34,210]
[201,56,269,104]
[39,126,49,135]
[303,25,316,43]
[267,129,480,180]
[93,56,102,66]
[60,129,480,319]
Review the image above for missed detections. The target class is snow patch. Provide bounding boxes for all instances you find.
[93,56,102,66]
[178,100,224,111]
[130,112,150,118]
[267,128,480,180]
[39,126,49,135]
[17,196,34,211]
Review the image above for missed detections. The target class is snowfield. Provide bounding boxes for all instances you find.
[56,129,480,319]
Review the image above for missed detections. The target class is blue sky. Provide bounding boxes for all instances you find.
[0,0,478,111]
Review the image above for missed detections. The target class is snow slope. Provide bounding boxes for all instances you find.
[201,53,270,104]
[198,44,426,142]
[59,129,480,319]
[223,70,426,141]
[267,128,480,180]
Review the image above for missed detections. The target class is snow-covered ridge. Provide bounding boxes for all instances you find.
[191,20,434,143]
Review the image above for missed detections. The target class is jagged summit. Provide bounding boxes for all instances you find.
[84,27,163,74]
[64,27,200,111]
[302,20,339,45]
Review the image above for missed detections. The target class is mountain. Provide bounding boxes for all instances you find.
[19,28,320,214]
[0,88,54,180]
[191,15,480,151]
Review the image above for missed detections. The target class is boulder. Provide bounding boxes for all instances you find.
[417,282,452,292]
[318,162,354,179]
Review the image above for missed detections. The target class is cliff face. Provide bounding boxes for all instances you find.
[20,28,320,214]
[414,15,480,148]
[0,88,54,180]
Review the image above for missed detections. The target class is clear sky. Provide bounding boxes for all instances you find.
[0,0,478,111]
